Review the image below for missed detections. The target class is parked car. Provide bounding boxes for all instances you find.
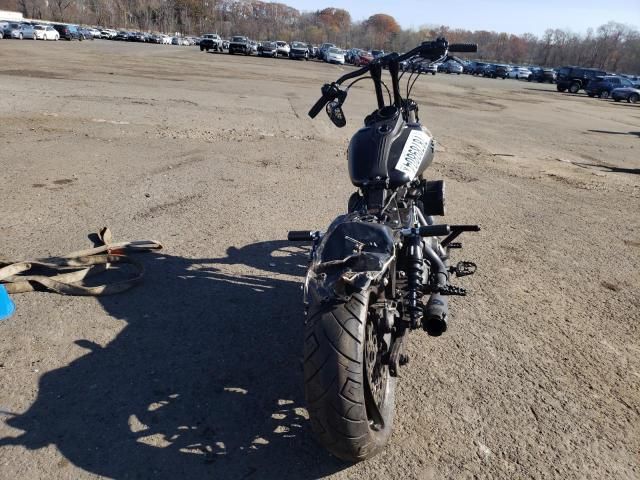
[79,28,95,40]
[275,41,290,57]
[556,66,607,93]
[9,23,35,39]
[51,24,82,41]
[528,67,556,83]
[228,35,251,55]
[471,62,488,75]
[354,50,374,67]
[325,47,345,65]
[289,41,309,60]
[258,41,277,57]
[307,44,318,58]
[489,64,511,79]
[585,75,637,98]
[371,49,384,58]
[319,42,335,61]
[508,66,532,79]
[161,34,172,44]
[611,87,640,103]
[200,33,223,52]
[482,64,497,77]
[113,30,129,41]
[100,29,117,39]
[85,27,101,38]
[404,60,437,75]
[133,32,147,42]
[441,61,463,74]
[33,25,59,41]
[463,61,478,74]
[344,48,359,64]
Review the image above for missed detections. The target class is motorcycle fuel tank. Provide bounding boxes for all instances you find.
[348,110,435,188]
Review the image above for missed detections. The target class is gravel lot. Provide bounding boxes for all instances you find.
[0,40,638,480]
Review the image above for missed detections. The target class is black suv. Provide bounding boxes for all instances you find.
[556,66,607,93]
[529,67,556,83]
[53,24,82,40]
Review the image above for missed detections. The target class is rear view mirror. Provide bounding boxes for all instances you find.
[326,100,346,128]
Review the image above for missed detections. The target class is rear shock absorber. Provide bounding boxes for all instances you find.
[404,233,424,329]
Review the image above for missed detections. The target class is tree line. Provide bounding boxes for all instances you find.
[2,0,639,73]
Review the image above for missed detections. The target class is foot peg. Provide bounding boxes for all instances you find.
[451,261,477,277]
[438,284,467,296]
[423,294,448,336]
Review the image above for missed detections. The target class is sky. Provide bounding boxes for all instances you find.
[283,0,640,36]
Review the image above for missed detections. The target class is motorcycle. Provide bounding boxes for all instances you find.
[288,38,480,461]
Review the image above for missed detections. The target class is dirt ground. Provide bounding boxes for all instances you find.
[0,40,638,480]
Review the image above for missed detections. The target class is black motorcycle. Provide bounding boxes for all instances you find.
[289,38,480,461]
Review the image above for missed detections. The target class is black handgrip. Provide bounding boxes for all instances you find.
[308,94,329,118]
[450,224,481,232]
[288,231,315,241]
[418,225,451,237]
[449,43,478,53]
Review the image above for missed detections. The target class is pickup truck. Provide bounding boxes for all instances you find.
[200,33,223,52]
[228,35,251,55]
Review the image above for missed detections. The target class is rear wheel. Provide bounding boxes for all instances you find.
[629,93,639,104]
[568,82,580,94]
[599,91,610,99]
[304,290,396,462]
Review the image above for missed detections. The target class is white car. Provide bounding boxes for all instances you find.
[100,29,117,39]
[161,34,172,44]
[508,67,532,80]
[10,23,35,39]
[275,41,290,57]
[33,25,59,41]
[326,47,345,65]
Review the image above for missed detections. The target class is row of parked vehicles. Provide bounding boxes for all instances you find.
[465,61,557,82]
[200,36,354,65]
[452,60,640,103]
[0,21,99,40]
[554,66,639,102]
[6,21,638,103]
[0,21,211,45]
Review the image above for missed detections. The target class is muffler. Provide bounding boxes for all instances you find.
[423,293,448,336]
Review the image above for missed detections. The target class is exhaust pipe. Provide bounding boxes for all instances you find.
[423,294,448,336]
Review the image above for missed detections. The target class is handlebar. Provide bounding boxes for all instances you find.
[307,38,478,119]
[449,43,478,53]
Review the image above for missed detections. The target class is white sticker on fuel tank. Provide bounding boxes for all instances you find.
[395,129,431,178]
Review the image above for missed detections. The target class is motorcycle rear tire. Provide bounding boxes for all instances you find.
[304,290,396,462]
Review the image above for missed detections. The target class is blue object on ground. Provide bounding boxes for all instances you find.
[0,285,15,321]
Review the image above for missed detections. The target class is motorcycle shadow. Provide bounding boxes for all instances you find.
[1,241,348,479]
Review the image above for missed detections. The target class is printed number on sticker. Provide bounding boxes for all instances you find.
[395,130,431,177]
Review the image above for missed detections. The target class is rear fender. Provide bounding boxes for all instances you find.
[305,214,395,305]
